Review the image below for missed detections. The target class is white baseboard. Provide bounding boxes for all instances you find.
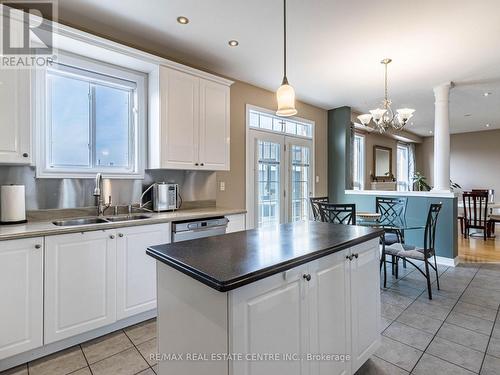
[435,256,460,267]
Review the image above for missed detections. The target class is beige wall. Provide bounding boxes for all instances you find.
[216,81,328,209]
[416,130,500,193]
[358,131,398,188]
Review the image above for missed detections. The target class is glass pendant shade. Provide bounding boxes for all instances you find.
[276,80,297,117]
[369,108,387,122]
[357,114,372,126]
[396,108,415,123]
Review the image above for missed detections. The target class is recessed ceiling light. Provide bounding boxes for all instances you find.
[484,92,492,97]
[228,40,239,47]
[410,122,414,126]
[429,130,433,134]
[486,123,491,127]
[177,16,189,24]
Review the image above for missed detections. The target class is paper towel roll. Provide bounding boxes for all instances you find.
[1,185,26,224]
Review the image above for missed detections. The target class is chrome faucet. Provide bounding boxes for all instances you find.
[94,173,111,216]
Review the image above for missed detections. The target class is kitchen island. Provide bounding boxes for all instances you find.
[147,221,384,375]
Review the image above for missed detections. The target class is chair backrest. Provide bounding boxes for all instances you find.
[375,197,407,227]
[318,203,356,225]
[463,191,489,227]
[424,203,442,255]
[310,197,329,221]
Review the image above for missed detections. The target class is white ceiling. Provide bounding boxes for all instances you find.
[56,0,500,136]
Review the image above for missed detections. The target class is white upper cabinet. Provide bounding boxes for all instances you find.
[0,237,43,360]
[149,65,232,170]
[0,67,31,165]
[199,79,230,170]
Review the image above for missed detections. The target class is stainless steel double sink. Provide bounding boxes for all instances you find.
[52,214,152,227]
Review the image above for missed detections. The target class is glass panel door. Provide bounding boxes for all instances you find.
[255,135,285,228]
[287,139,312,222]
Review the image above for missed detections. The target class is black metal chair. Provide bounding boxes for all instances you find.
[463,191,490,240]
[309,197,329,221]
[376,197,408,272]
[318,203,356,225]
[382,203,442,299]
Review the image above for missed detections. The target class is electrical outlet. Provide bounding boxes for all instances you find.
[219,181,225,191]
[315,176,320,183]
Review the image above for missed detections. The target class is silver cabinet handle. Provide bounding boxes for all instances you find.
[109,235,115,239]
[303,274,311,282]
[346,254,354,261]
[354,253,359,259]
[118,233,124,237]
[34,244,41,249]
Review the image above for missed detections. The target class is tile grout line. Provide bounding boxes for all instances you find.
[478,297,500,374]
[79,343,94,375]
[408,264,483,374]
[122,325,157,374]
[382,264,484,374]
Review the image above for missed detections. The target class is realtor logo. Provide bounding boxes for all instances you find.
[1,0,57,67]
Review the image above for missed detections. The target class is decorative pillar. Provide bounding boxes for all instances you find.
[432,83,452,192]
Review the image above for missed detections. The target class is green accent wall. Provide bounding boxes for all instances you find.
[328,106,352,202]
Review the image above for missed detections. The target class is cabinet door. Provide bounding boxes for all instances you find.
[350,239,381,373]
[160,67,200,169]
[225,214,246,233]
[0,237,43,360]
[45,231,117,344]
[230,266,308,375]
[116,224,169,320]
[198,79,230,170]
[0,66,31,164]
[308,250,351,375]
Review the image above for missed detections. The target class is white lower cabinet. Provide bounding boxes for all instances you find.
[230,238,380,375]
[0,238,43,360]
[44,231,117,344]
[350,240,381,373]
[226,214,246,233]
[116,224,169,320]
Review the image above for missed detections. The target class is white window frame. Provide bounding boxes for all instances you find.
[353,133,365,190]
[397,143,411,191]
[34,51,147,179]
[245,104,315,229]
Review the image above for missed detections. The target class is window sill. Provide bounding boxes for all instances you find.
[36,170,145,180]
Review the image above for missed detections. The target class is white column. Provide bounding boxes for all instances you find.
[432,82,452,192]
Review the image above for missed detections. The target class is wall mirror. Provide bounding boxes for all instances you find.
[373,145,392,178]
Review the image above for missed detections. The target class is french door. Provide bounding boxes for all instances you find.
[248,129,313,229]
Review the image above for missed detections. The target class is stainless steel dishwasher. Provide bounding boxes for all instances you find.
[171,216,229,242]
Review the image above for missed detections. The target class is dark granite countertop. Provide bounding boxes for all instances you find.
[147,221,383,292]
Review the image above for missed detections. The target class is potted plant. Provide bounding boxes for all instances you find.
[412,172,431,191]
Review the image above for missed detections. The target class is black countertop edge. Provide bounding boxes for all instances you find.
[147,229,383,292]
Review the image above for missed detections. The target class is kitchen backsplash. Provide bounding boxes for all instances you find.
[0,166,216,210]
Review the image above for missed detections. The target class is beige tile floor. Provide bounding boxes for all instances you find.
[1,319,157,375]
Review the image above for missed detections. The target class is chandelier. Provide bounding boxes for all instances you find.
[357,58,415,133]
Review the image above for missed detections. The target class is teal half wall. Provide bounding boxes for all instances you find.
[327,107,458,261]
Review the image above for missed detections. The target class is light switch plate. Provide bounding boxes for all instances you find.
[219,181,225,191]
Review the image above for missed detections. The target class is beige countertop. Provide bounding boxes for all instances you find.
[0,207,246,241]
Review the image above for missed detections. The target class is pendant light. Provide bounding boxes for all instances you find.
[276,0,297,117]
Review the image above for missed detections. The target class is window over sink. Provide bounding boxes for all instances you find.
[35,52,147,178]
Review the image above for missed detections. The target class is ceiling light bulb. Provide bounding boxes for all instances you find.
[429,130,433,134]
[486,124,491,127]
[484,92,492,97]
[177,16,189,24]
[228,40,239,47]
